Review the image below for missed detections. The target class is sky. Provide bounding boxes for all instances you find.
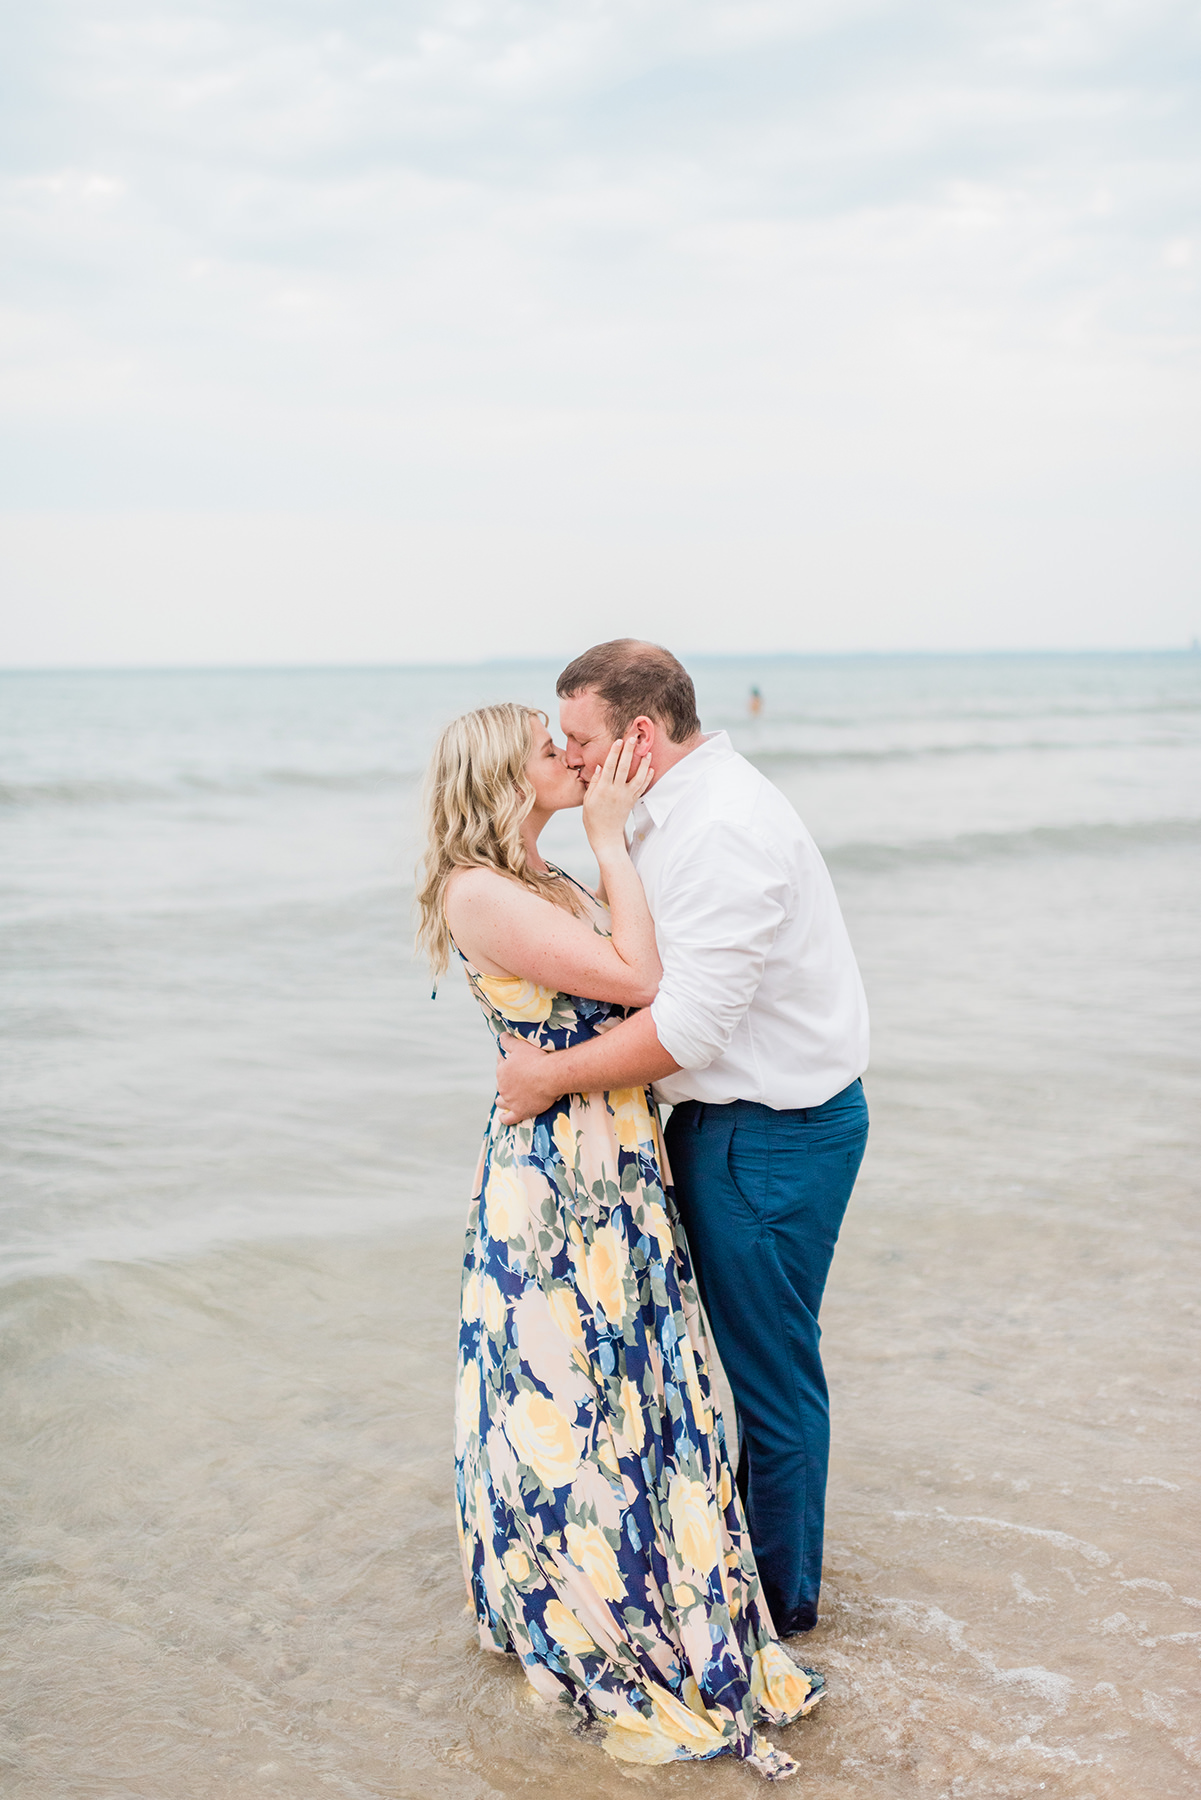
[1,0,1199,666]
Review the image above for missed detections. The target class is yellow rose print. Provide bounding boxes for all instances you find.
[668,1475,720,1575]
[681,1676,714,1722]
[455,1358,480,1455]
[486,1163,527,1242]
[641,1201,675,1264]
[543,1597,595,1658]
[460,1268,480,1323]
[546,1285,585,1345]
[505,1388,580,1490]
[475,973,555,1021]
[564,1520,625,1601]
[603,1690,725,1765]
[481,1274,507,1334]
[609,1086,652,1150]
[596,1436,620,1477]
[751,1641,816,1715]
[586,1223,628,1325]
[649,1685,726,1747]
[502,1545,532,1584]
[552,1112,578,1169]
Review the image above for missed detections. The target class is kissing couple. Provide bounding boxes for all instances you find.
[416,639,870,1777]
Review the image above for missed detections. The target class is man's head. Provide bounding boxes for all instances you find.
[556,639,702,785]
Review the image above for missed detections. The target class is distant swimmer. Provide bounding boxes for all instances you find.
[748,684,763,717]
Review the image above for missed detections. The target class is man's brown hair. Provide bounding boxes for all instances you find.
[555,639,701,744]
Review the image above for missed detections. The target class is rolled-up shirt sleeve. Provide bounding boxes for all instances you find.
[649,822,793,1071]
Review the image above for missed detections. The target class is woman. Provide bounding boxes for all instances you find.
[416,703,823,1777]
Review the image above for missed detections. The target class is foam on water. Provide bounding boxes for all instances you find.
[1,653,1199,1796]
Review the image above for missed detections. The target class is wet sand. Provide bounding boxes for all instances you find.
[3,1064,1197,1800]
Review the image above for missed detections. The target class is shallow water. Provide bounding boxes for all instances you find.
[2,654,1199,1795]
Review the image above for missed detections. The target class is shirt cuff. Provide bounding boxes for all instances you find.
[650,991,717,1072]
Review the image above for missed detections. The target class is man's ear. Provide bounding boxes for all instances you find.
[627,715,656,755]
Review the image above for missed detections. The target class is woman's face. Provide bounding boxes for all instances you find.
[524,716,585,815]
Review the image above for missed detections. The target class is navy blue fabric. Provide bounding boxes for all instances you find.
[663,1080,869,1635]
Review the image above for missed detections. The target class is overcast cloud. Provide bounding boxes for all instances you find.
[2,0,1199,662]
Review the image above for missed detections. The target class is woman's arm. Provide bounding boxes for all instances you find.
[495,1009,681,1124]
[581,736,661,999]
[444,740,661,1009]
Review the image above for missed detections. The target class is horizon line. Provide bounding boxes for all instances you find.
[1,644,1198,676]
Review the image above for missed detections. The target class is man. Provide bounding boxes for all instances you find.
[495,639,870,1637]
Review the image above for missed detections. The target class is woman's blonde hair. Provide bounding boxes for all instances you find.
[416,702,588,976]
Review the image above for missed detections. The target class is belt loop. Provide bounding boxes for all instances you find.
[694,1103,706,1131]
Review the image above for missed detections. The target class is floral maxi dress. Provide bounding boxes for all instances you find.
[453,884,823,1777]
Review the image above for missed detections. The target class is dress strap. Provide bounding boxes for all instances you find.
[544,861,600,904]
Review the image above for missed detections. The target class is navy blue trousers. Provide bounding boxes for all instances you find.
[664,1080,868,1634]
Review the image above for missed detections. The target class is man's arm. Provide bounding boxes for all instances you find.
[495,817,793,1123]
[496,1009,679,1125]
[646,822,791,1073]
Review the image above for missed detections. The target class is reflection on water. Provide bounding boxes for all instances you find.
[1,655,1199,1794]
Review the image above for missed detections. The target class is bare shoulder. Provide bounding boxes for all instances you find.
[444,865,515,919]
[444,865,506,903]
[444,866,556,922]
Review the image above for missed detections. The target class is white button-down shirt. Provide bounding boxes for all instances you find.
[629,732,869,1110]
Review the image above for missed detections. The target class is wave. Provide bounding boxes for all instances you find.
[0,777,165,807]
[0,767,419,808]
[747,735,1194,771]
[825,816,1201,872]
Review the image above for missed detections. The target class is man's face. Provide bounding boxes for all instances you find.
[559,689,622,785]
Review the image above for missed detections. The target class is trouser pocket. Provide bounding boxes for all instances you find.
[725,1113,771,1221]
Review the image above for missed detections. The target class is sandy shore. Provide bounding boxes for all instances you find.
[3,1074,1197,1799]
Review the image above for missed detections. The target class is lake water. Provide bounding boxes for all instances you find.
[1,653,1198,1798]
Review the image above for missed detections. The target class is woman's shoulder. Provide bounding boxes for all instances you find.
[446,863,598,910]
[443,866,582,939]
[444,864,507,901]
[446,863,544,911]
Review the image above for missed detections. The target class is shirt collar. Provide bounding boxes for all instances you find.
[638,731,733,830]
